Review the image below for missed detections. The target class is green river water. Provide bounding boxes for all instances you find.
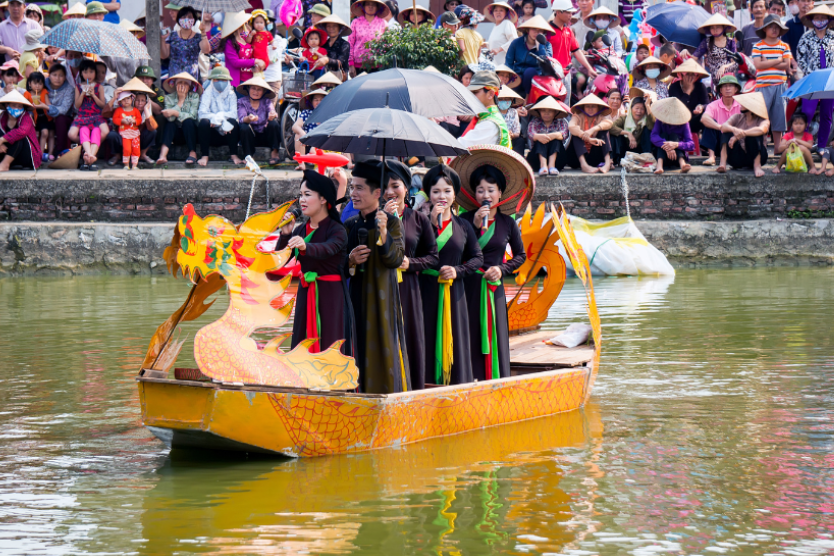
[0,267,832,556]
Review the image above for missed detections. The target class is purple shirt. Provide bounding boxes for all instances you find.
[237,96,277,133]
[0,18,41,54]
[651,121,694,152]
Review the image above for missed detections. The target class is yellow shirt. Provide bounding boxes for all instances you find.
[455,28,484,66]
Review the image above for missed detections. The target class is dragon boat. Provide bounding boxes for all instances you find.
[137,201,601,458]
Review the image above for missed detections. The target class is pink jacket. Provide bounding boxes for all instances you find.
[225,39,256,87]
[1,111,41,169]
[348,16,387,68]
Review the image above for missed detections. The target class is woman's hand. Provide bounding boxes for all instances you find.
[383,198,398,215]
[287,236,306,251]
[439,265,457,280]
[430,202,446,226]
[483,266,502,282]
[248,114,259,123]
[399,256,410,271]
[517,106,528,117]
[268,111,278,121]
[474,203,490,228]
[254,59,266,71]
[627,133,637,149]
[589,137,604,147]
[161,108,177,118]
[693,105,704,115]
[279,221,294,235]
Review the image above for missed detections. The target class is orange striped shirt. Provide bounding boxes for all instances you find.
[751,40,792,88]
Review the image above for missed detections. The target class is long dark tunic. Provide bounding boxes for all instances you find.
[344,210,410,394]
[669,81,708,135]
[398,207,439,391]
[277,217,350,353]
[419,215,483,386]
[324,37,350,75]
[461,212,526,380]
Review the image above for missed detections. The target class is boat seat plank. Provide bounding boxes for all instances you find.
[509,330,595,368]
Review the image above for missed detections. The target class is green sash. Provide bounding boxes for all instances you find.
[477,220,500,379]
[422,218,455,385]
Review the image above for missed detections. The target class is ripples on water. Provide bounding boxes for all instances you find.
[0,268,832,555]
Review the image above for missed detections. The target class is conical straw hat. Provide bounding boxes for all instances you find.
[697,12,737,34]
[451,144,535,216]
[497,85,524,108]
[672,58,710,77]
[49,145,82,170]
[801,5,834,29]
[734,92,769,120]
[350,0,390,20]
[221,11,250,39]
[314,14,352,36]
[122,77,155,95]
[398,5,436,24]
[517,14,554,34]
[0,90,32,108]
[529,95,570,119]
[571,93,611,117]
[236,75,277,99]
[63,2,86,18]
[628,86,651,99]
[634,56,672,80]
[583,6,618,29]
[650,97,691,125]
[300,88,329,110]
[312,72,343,88]
[164,72,202,94]
[494,64,521,88]
[120,19,145,37]
[485,2,517,24]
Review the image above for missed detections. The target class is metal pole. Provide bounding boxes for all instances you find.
[145,0,162,85]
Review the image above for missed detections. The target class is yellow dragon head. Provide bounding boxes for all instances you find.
[149,202,359,390]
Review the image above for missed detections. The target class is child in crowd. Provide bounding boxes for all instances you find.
[528,96,570,175]
[46,64,74,158]
[517,0,536,26]
[773,113,818,174]
[112,91,142,170]
[689,14,737,88]
[24,72,50,162]
[818,137,834,177]
[496,86,522,155]
[70,59,108,170]
[455,6,485,66]
[627,42,650,72]
[301,28,328,78]
[0,61,24,100]
[247,10,274,71]
[658,42,680,73]
[751,14,791,152]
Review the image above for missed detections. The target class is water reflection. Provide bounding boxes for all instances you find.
[1,268,833,555]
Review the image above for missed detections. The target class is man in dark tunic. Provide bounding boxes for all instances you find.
[344,160,411,394]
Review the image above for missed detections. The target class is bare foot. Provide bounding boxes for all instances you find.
[140,154,154,164]
[197,156,209,167]
[754,166,764,177]
[0,162,10,172]
[809,167,820,175]
[681,163,691,173]
[716,165,726,173]
[703,157,715,166]
[600,163,612,174]
[772,167,781,174]
[827,168,834,177]
[230,156,244,165]
[580,163,598,174]
[654,167,664,175]
[156,158,168,166]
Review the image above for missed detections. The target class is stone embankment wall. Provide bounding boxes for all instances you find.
[1,170,833,222]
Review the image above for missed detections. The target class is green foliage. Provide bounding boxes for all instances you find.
[787,209,834,219]
[362,24,463,75]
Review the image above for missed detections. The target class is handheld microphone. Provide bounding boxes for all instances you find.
[357,228,369,272]
[481,200,491,233]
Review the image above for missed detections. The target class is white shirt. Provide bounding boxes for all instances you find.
[488,19,518,66]
[458,118,500,148]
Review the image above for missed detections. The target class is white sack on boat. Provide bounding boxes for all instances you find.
[546,323,592,348]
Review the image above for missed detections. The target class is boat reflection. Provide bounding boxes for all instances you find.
[139,403,603,555]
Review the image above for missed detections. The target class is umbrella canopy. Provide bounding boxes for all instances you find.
[40,19,149,59]
[646,2,712,48]
[301,108,468,158]
[308,68,486,125]
[166,0,253,10]
[784,68,834,100]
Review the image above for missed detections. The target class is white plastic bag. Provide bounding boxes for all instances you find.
[622,151,657,173]
[547,324,592,348]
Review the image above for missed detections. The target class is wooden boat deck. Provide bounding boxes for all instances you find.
[509,330,595,370]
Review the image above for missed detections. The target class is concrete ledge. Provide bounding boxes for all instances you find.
[2,166,833,222]
[2,219,832,275]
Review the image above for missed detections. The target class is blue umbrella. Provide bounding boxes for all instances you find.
[646,3,712,48]
[784,68,834,100]
[40,19,149,59]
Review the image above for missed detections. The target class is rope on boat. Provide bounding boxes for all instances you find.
[245,173,270,221]
[620,166,630,219]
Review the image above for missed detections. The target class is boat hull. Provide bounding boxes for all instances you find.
[138,358,596,458]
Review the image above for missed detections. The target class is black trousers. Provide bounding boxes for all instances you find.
[566,132,612,169]
[240,120,280,158]
[721,132,768,169]
[2,139,34,169]
[198,118,241,158]
[701,127,720,152]
[611,130,654,165]
[654,131,687,169]
[161,118,197,152]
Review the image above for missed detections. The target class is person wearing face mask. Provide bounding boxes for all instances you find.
[786,0,814,55]
[496,86,524,155]
[796,5,834,151]
[160,7,211,82]
[0,90,40,172]
[582,7,624,57]
[632,56,671,99]
[196,66,242,167]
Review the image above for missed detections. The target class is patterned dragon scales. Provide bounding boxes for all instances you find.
[141,201,359,390]
[142,200,576,389]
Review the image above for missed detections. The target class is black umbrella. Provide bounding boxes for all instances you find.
[301,107,468,195]
[308,68,486,124]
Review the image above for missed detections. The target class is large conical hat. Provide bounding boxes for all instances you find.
[122,77,155,95]
[485,2,517,24]
[49,145,82,170]
[452,145,535,216]
[571,93,611,117]
[651,97,691,125]
[350,0,390,20]
[312,71,343,88]
[398,5,436,24]
[696,13,737,34]
[801,5,834,29]
[300,88,329,110]
[221,11,250,39]
[164,72,202,94]
[497,85,524,108]
[517,14,554,34]
[583,6,618,29]
[236,75,276,99]
[120,19,145,38]
[633,55,672,80]
[734,92,768,120]
[314,14,352,36]
[529,95,570,119]
[0,90,32,108]
[671,57,709,77]
[494,64,521,88]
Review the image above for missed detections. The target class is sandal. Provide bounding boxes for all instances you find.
[80,163,90,171]
[268,157,280,166]
[548,167,559,175]
[185,156,197,166]
[538,167,548,175]
[89,164,99,171]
